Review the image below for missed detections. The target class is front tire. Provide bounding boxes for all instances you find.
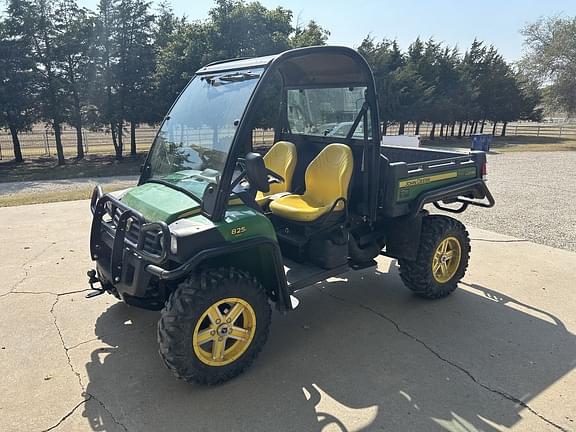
[158,267,271,385]
[398,215,470,299]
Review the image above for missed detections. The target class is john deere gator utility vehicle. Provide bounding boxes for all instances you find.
[88,46,494,384]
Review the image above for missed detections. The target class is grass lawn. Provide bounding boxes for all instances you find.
[420,135,576,152]
[0,184,127,207]
[0,153,145,183]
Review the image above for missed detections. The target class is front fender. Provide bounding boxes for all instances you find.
[146,237,292,311]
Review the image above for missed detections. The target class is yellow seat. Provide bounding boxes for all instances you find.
[269,143,353,222]
[255,141,297,206]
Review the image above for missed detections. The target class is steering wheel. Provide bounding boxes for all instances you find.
[236,158,284,187]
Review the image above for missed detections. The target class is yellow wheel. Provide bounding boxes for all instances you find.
[158,268,271,384]
[398,215,470,299]
[431,237,462,283]
[192,298,257,367]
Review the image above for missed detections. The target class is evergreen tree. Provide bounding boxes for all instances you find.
[208,0,293,59]
[0,1,38,163]
[24,0,69,165]
[290,20,329,48]
[115,0,155,155]
[54,0,95,159]
[153,20,210,123]
[93,0,122,158]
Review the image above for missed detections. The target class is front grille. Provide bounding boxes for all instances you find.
[108,204,163,255]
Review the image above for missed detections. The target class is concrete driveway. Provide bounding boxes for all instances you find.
[0,200,574,432]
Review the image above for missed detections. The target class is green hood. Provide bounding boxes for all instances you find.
[121,182,202,223]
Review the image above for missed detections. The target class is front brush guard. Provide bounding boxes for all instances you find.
[90,191,170,283]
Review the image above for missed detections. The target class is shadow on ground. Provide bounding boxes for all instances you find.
[81,263,575,431]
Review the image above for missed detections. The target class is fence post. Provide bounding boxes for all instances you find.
[83,131,88,154]
[537,125,541,137]
[514,124,518,136]
[559,125,563,138]
[0,136,3,160]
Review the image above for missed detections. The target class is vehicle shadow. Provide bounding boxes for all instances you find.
[82,263,575,431]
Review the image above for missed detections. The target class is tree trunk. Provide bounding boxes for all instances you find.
[415,121,421,135]
[381,122,387,136]
[75,125,84,159]
[429,123,436,140]
[110,122,121,159]
[398,122,405,135]
[53,122,65,166]
[458,122,463,138]
[110,122,117,148]
[450,122,456,137]
[116,120,124,160]
[480,119,486,134]
[501,122,507,137]
[130,122,137,156]
[463,122,468,136]
[492,122,497,136]
[72,92,84,159]
[439,123,444,137]
[473,121,479,134]
[9,124,24,163]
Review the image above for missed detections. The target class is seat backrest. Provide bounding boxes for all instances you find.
[304,143,353,207]
[263,141,297,195]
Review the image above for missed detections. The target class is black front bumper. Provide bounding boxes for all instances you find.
[90,187,170,300]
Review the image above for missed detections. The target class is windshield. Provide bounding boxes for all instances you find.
[287,86,369,137]
[146,68,263,198]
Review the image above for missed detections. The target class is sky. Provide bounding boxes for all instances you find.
[72,0,576,61]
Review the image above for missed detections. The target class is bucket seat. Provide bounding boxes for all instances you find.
[255,141,298,206]
[269,143,353,222]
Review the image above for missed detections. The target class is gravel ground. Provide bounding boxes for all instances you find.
[450,151,576,252]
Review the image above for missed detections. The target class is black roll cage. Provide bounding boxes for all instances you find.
[142,46,382,223]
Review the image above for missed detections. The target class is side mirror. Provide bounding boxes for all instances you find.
[245,152,270,193]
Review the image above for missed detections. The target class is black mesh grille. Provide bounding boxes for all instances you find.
[108,205,162,255]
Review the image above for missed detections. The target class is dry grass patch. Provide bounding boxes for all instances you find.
[0,184,126,207]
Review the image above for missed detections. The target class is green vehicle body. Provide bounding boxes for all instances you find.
[86,45,495,384]
[88,45,494,313]
[121,183,276,243]
[395,166,478,202]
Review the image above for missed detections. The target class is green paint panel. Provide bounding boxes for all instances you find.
[396,167,477,202]
[121,182,276,243]
[183,205,277,242]
[220,206,277,242]
[121,183,200,223]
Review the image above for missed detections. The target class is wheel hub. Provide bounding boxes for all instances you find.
[192,298,257,367]
[216,324,230,337]
[432,236,462,283]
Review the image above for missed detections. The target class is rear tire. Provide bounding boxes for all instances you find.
[158,267,271,385]
[398,215,470,299]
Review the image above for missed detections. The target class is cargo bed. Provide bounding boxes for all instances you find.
[379,145,494,217]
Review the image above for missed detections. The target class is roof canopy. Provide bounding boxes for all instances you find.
[196,46,373,88]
